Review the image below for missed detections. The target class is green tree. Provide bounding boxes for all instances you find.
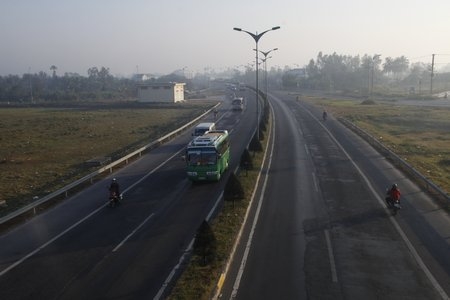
[383,56,409,79]
[193,220,217,265]
[50,65,57,78]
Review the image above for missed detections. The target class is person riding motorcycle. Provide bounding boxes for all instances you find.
[386,183,401,208]
[109,178,121,202]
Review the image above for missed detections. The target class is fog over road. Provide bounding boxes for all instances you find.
[218,91,449,299]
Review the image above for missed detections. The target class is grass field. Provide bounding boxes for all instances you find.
[0,101,215,216]
[302,96,450,194]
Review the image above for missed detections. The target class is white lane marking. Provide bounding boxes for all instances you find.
[123,148,186,194]
[0,145,186,277]
[112,213,155,252]
[230,104,277,299]
[154,190,225,299]
[304,144,309,155]
[153,239,195,300]
[0,204,105,277]
[324,229,338,282]
[206,191,224,222]
[302,105,449,300]
[312,172,319,192]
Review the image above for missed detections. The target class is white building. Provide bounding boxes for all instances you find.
[137,82,185,103]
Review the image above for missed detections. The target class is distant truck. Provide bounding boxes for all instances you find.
[192,122,216,136]
[232,97,244,111]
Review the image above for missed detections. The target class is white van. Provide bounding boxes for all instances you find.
[232,97,244,111]
[192,122,216,136]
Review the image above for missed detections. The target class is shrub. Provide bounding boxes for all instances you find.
[249,133,263,152]
[240,148,253,170]
[224,173,245,202]
[193,220,217,266]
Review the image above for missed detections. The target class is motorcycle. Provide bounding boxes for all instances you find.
[385,190,401,215]
[109,191,122,207]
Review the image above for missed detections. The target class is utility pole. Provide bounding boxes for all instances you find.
[430,54,435,95]
[28,67,34,103]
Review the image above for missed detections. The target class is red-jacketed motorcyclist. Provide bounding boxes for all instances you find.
[386,183,401,207]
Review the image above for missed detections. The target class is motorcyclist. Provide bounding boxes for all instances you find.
[109,178,121,201]
[386,183,401,207]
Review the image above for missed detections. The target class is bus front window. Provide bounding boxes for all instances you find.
[187,151,201,165]
[203,152,217,165]
[187,151,216,166]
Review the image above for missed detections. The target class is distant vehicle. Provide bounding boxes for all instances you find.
[232,97,244,111]
[185,130,230,181]
[192,122,216,136]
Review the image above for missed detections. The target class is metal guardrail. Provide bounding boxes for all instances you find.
[0,104,220,226]
[340,118,449,205]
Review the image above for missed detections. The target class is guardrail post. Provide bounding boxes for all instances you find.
[0,106,221,227]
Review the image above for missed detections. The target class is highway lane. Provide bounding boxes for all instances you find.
[0,92,256,299]
[219,91,448,299]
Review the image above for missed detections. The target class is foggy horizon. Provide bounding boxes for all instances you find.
[2,0,450,77]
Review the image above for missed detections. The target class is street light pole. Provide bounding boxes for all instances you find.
[259,48,278,102]
[233,26,280,140]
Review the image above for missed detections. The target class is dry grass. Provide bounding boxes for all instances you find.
[303,96,450,194]
[0,102,215,215]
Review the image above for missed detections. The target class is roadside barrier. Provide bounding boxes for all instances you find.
[340,118,449,206]
[0,104,220,226]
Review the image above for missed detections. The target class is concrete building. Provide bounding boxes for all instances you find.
[137,82,185,103]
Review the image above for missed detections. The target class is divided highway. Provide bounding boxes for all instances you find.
[1,89,449,300]
[0,93,255,300]
[218,91,450,299]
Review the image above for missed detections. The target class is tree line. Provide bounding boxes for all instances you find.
[0,66,138,103]
[0,65,199,103]
[281,52,450,95]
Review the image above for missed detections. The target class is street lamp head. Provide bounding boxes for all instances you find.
[233,27,242,31]
[272,26,281,30]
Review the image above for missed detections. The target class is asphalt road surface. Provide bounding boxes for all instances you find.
[0,91,255,300]
[218,91,450,299]
[1,88,449,300]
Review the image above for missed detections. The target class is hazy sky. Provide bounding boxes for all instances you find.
[2,0,450,77]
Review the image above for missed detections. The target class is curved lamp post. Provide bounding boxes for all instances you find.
[259,48,278,103]
[233,26,280,140]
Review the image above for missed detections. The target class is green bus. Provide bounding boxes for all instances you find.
[185,130,230,181]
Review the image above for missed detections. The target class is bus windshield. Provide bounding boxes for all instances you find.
[187,149,217,166]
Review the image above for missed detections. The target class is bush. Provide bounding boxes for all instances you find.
[240,148,253,170]
[249,133,263,152]
[193,220,217,266]
[224,173,245,201]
